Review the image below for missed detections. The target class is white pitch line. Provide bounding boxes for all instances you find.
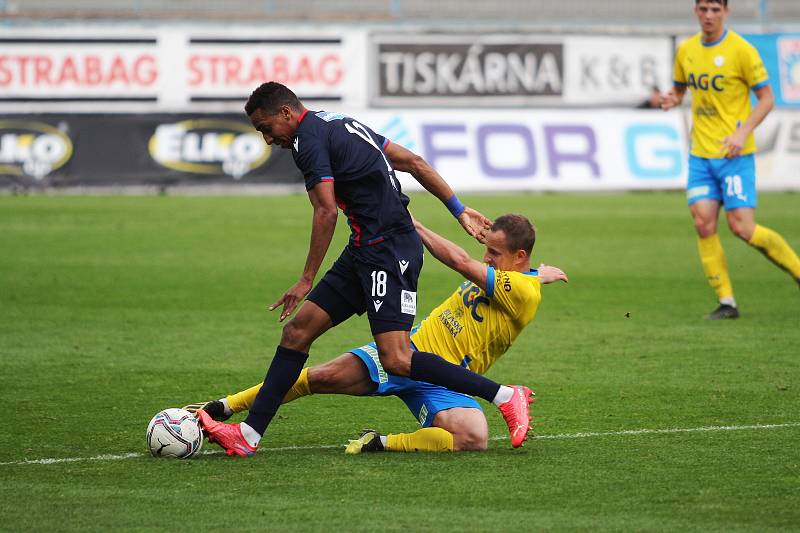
[2,422,798,467]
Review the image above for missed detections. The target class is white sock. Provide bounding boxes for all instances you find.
[219,398,233,417]
[240,422,261,448]
[379,435,388,447]
[492,386,514,407]
[719,297,737,307]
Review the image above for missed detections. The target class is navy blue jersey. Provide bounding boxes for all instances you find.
[292,110,413,247]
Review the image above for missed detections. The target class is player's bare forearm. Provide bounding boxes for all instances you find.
[413,218,487,290]
[385,143,491,241]
[301,205,338,283]
[721,86,773,157]
[385,142,454,202]
[740,85,774,136]
[270,183,337,321]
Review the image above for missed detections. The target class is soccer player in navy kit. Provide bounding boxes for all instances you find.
[199,82,535,456]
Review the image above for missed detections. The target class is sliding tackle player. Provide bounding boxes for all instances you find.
[191,213,567,452]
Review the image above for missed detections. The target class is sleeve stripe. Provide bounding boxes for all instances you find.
[751,80,769,90]
[673,80,687,87]
[320,176,334,182]
[485,266,495,298]
[382,138,391,149]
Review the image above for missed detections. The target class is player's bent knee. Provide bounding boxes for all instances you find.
[279,319,313,351]
[693,219,716,238]
[727,219,753,241]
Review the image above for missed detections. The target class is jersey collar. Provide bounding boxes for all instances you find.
[701,28,728,48]
[297,109,310,124]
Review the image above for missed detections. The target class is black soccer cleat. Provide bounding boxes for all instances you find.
[344,429,385,454]
[182,400,231,422]
[704,304,740,320]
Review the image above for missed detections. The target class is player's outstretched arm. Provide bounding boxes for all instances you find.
[385,142,491,242]
[538,264,568,284]
[269,182,338,321]
[412,216,489,291]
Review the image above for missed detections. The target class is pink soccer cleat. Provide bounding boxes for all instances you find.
[497,385,535,448]
[196,409,257,457]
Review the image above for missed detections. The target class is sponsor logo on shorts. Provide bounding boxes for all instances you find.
[373,299,383,312]
[398,259,409,274]
[361,344,388,384]
[687,185,710,199]
[418,404,428,426]
[401,290,417,315]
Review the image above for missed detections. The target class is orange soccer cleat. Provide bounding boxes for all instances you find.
[196,409,257,457]
[497,385,535,448]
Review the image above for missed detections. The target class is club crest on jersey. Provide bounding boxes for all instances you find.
[398,260,409,274]
[714,55,725,67]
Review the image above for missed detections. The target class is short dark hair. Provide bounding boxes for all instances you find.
[492,214,536,256]
[696,0,727,6]
[244,82,302,116]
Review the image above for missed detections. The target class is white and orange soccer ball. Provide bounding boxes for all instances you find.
[146,408,203,459]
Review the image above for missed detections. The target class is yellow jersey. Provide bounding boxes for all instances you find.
[673,29,769,158]
[410,267,541,375]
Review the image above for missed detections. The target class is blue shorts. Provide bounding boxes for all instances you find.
[686,154,757,210]
[350,342,482,427]
[306,230,423,335]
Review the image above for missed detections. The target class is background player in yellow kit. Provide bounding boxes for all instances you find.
[189,214,567,452]
[661,0,800,319]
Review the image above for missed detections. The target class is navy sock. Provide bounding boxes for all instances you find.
[243,345,308,435]
[410,351,501,402]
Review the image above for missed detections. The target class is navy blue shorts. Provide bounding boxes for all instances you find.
[307,230,423,335]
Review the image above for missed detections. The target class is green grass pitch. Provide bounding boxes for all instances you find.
[1,192,798,531]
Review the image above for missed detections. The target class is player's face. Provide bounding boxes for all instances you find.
[694,1,728,36]
[249,107,297,149]
[482,229,523,271]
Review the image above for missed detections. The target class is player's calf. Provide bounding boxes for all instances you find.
[432,407,488,452]
[452,429,488,452]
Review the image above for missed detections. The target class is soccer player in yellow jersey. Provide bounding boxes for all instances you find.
[189,214,567,452]
[662,0,800,319]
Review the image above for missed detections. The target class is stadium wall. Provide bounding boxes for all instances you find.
[1,25,798,191]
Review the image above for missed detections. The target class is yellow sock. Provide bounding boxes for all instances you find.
[697,234,734,301]
[283,367,312,403]
[226,383,261,413]
[385,427,454,452]
[748,224,800,280]
[225,368,312,413]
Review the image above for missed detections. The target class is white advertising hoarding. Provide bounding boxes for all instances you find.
[563,36,674,104]
[353,108,797,191]
[0,26,367,111]
[370,33,673,107]
[356,109,689,191]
